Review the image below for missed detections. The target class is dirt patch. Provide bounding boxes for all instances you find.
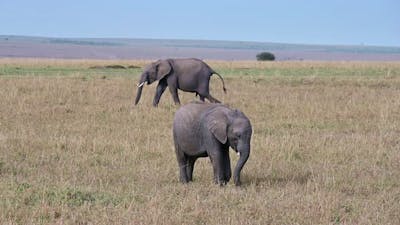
[89,65,141,69]
[89,65,126,69]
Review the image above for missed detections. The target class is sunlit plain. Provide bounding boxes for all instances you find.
[1,59,399,224]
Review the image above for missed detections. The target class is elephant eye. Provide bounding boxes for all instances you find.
[235,133,241,138]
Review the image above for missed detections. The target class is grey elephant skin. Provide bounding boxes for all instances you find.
[134,58,226,107]
[173,102,252,186]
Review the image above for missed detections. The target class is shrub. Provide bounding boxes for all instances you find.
[256,52,275,61]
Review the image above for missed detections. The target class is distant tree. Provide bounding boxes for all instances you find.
[256,52,275,61]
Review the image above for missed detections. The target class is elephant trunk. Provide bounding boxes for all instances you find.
[233,143,250,186]
[134,73,147,105]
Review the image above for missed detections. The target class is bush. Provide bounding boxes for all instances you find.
[256,52,275,61]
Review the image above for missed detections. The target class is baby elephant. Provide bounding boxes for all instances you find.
[134,58,226,107]
[173,102,252,186]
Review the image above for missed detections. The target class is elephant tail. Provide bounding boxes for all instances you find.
[212,72,227,93]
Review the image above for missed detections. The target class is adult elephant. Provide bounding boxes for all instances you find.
[134,58,226,107]
[173,102,252,186]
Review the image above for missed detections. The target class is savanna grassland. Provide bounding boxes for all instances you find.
[0,58,400,224]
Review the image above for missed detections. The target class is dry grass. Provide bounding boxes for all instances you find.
[1,59,400,224]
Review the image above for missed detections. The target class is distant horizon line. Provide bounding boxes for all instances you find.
[1,34,399,49]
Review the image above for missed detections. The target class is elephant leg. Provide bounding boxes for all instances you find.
[199,95,205,102]
[174,140,189,183]
[153,81,168,107]
[208,156,218,184]
[198,88,220,103]
[205,94,221,103]
[209,149,226,186]
[186,157,197,182]
[176,154,189,183]
[168,85,181,105]
[221,149,232,182]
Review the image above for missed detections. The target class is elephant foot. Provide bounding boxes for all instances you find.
[234,179,242,186]
[180,178,189,184]
[215,179,228,186]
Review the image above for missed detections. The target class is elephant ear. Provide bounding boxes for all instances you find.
[206,111,228,144]
[156,60,172,80]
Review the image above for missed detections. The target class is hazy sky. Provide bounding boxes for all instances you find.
[1,0,399,46]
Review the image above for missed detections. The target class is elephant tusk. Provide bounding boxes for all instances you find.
[237,152,240,156]
[137,82,145,88]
